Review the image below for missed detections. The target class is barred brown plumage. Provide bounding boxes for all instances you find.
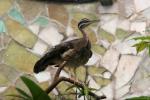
[33,18,99,73]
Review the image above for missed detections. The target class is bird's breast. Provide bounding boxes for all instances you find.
[65,47,92,67]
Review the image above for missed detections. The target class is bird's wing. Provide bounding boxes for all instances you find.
[33,38,88,73]
[33,41,73,73]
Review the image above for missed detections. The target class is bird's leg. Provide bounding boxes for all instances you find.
[69,66,73,78]
[62,49,77,78]
[73,67,78,82]
[73,67,78,100]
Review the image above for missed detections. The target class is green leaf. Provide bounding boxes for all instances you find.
[132,41,148,53]
[83,86,89,96]
[133,36,150,41]
[149,46,150,56]
[6,94,29,100]
[15,87,32,100]
[126,96,150,100]
[21,76,51,100]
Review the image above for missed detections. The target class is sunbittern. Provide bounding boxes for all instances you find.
[34,18,99,73]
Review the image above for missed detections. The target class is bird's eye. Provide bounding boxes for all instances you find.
[81,18,89,21]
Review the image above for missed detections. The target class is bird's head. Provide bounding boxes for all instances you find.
[78,18,100,30]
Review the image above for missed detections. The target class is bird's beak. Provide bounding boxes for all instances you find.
[90,19,100,24]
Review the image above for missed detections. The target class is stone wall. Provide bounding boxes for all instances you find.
[0,0,150,99]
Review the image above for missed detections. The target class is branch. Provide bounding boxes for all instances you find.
[54,61,67,80]
[46,77,106,100]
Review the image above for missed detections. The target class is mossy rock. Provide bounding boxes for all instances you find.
[116,28,129,39]
[3,41,40,73]
[92,44,106,55]
[98,28,115,43]
[88,66,107,76]
[93,76,111,87]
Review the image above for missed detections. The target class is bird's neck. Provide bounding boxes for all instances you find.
[79,28,89,49]
[80,28,88,41]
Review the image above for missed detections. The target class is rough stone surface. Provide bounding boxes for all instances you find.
[134,0,150,12]
[0,87,7,93]
[118,0,135,18]
[86,53,100,66]
[130,21,146,35]
[0,73,9,86]
[92,44,106,55]
[87,76,100,89]
[0,0,13,16]
[8,7,25,24]
[117,18,130,31]
[5,18,38,48]
[0,0,150,99]
[39,25,64,46]
[98,28,115,43]
[34,71,51,83]
[0,20,6,33]
[0,35,11,50]
[141,7,150,20]
[129,54,150,97]
[93,76,111,87]
[100,14,118,35]
[75,66,86,82]
[116,28,129,39]
[48,4,68,26]
[3,41,39,73]
[17,0,45,21]
[113,39,137,55]
[115,55,142,88]
[0,64,20,83]
[28,23,40,35]
[101,48,120,73]
[33,16,49,27]
[32,39,48,56]
[88,65,106,76]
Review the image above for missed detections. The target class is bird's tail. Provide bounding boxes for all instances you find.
[33,56,53,73]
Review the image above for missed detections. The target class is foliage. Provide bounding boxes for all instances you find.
[126,96,150,100]
[132,36,150,54]
[7,76,51,100]
[66,82,97,100]
[131,36,150,100]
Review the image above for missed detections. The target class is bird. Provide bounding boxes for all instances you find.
[34,18,99,73]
